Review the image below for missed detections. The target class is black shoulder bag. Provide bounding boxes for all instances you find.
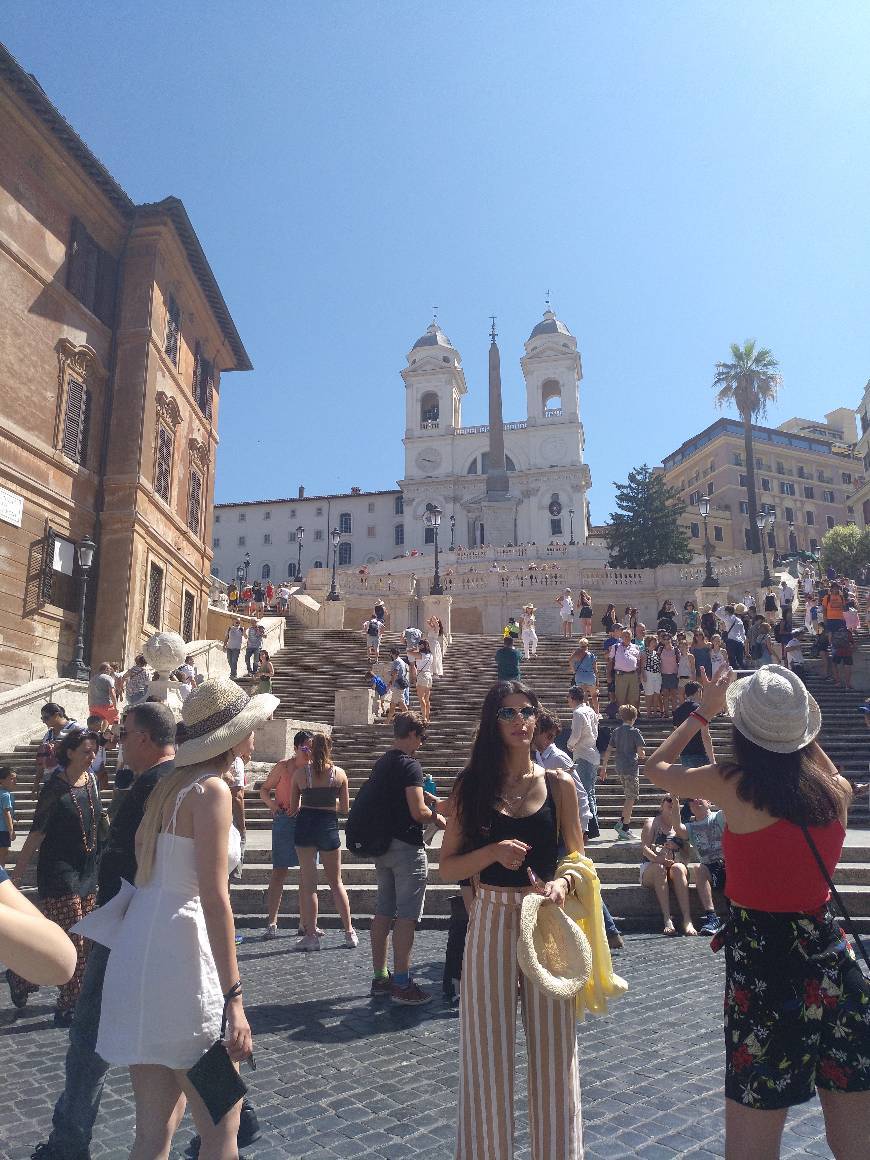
[186,981,252,1124]
[801,825,870,992]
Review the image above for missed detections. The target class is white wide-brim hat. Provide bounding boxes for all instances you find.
[517,894,592,999]
[175,678,279,768]
[725,664,821,754]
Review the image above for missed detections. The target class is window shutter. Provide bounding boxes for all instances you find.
[147,562,163,627]
[155,425,173,502]
[41,528,58,604]
[62,377,90,464]
[193,343,214,420]
[164,296,180,364]
[188,470,202,535]
[67,219,89,303]
[182,590,196,641]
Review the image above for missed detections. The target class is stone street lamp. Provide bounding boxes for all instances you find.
[65,534,96,681]
[568,507,576,546]
[698,496,719,587]
[757,507,774,588]
[296,525,304,579]
[327,527,341,601]
[449,513,456,551]
[424,503,444,595]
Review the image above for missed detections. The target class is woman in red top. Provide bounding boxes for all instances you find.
[645,664,868,1160]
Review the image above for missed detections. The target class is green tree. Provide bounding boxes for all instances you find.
[821,524,870,578]
[712,339,781,553]
[606,464,693,569]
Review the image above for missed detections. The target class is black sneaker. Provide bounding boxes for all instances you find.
[698,913,721,936]
[6,968,28,1009]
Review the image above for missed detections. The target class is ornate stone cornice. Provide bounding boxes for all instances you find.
[156,389,182,430]
[56,339,107,386]
[188,436,210,472]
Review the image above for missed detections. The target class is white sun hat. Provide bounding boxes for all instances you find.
[517,893,592,1000]
[725,663,821,754]
[174,678,279,768]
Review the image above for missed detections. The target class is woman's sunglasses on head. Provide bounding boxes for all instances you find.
[497,706,537,722]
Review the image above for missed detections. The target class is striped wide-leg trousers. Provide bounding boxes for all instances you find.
[456,886,584,1160]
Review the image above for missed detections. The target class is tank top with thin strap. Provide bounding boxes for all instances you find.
[722,818,845,913]
[300,763,340,810]
[478,778,558,887]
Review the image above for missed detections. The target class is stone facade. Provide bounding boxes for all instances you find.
[661,415,861,557]
[850,383,870,530]
[0,43,250,689]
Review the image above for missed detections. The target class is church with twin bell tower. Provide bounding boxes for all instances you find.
[399,309,592,552]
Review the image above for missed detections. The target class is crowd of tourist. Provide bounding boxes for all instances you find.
[0,560,868,1160]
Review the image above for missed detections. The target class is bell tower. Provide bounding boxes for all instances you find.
[520,309,581,424]
[401,320,466,481]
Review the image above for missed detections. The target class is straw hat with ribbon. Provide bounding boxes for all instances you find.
[174,678,279,768]
[517,894,592,1000]
[725,663,821,754]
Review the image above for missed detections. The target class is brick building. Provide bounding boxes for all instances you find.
[0,42,250,690]
[661,411,860,558]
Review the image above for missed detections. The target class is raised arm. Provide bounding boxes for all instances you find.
[0,877,77,984]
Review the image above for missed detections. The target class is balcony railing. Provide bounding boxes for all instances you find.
[420,419,439,430]
[543,408,563,419]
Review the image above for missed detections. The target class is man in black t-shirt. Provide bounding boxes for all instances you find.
[368,712,445,1006]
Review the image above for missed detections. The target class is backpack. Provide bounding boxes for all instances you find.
[345,768,395,859]
[392,661,409,689]
[367,619,380,637]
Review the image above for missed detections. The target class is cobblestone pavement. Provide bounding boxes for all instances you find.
[1,931,835,1159]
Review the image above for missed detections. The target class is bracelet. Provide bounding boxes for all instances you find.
[690,710,709,726]
[223,980,242,1002]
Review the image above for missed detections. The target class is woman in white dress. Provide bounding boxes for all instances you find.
[426,615,444,678]
[520,603,538,659]
[96,679,277,1159]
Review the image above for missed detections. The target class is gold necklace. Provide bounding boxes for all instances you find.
[499,766,539,808]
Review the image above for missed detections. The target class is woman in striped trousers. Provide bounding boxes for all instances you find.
[441,681,586,1160]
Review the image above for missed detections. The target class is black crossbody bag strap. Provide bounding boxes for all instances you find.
[800,824,870,973]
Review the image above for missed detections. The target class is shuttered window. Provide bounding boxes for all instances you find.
[182,590,196,642]
[155,425,173,502]
[187,469,202,536]
[164,295,181,364]
[193,342,214,420]
[61,377,91,465]
[147,561,163,628]
[66,219,117,326]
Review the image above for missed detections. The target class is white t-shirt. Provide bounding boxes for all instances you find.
[535,744,591,825]
[785,639,805,666]
[568,704,599,766]
[781,586,794,606]
[230,756,247,789]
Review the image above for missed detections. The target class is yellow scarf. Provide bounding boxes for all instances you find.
[556,851,629,1020]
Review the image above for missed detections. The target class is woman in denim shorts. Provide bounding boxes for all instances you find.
[288,733,358,950]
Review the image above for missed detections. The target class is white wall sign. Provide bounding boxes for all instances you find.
[0,486,23,528]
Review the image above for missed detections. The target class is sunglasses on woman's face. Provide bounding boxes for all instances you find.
[497,706,537,722]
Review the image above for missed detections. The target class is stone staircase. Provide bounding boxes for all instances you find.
[3,613,869,933]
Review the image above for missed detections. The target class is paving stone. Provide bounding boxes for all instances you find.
[0,932,837,1158]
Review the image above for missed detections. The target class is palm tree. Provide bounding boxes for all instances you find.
[712,340,781,553]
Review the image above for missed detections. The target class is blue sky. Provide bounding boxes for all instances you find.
[7,3,870,522]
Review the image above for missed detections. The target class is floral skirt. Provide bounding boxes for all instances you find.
[713,904,870,1110]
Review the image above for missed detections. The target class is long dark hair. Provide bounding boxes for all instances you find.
[311,733,332,779]
[721,729,847,826]
[453,681,541,847]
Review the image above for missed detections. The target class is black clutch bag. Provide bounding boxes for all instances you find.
[186,982,250,1125]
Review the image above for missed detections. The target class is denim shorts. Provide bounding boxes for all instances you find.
[293,807,341,852]
[271,811,299,868]
[374,839,428,921]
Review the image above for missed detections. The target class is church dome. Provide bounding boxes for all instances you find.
[528,310,573,340]
[411,322,454,350]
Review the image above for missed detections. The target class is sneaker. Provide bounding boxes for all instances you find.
[294,933,322,952]
[344,929,360,948]
[698,913,721,936]
[370,974,392,997]
[263,924,279,940]
[53,1009,75,1028]
[235,933,245,946]
[390,979,432,1005]
[607,930,625,950]
[296,925,325,937]
[616,827,634,841]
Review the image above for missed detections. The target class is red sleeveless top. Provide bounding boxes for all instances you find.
[722,818,845,913]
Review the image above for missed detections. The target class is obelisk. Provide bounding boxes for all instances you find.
[486,317,510,496]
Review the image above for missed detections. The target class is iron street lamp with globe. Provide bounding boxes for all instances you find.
[757,506,775,588]
[327,527,341,601]
[698,496,719,587]
[424,503,444,595]
[64,535,97,680]
[296,525,304,579]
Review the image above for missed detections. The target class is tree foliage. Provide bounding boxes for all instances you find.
[820,524,870,578]
[606,464,693,569]
[712,339,781,553]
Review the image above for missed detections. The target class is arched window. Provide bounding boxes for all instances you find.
[467,453,517,474]
[541,379,562,413]
[394,495,404,515]
[420,391,439,429]
[339,512,352,534]
[313,559,323,569]
[338,542,352,566]
[261,564,271,579]
[395,524,404,546]
[288,562,297,578]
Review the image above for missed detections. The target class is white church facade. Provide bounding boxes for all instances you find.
[210,311,592,583]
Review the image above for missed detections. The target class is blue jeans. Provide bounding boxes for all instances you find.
[574,758,598,822]
[49,942,110,1157]
[245,647,259,674]
[226,647,241,678]
[601,903,619,936]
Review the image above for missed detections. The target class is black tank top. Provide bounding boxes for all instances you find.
[478,779,559,887]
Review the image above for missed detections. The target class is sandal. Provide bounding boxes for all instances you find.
[663,920,677,937]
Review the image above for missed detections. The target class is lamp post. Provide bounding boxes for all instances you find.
[242,552,250,585]
[296,525,304,579]
[757,507,774,588]
[327,527,341,600]
[788,520,796,554]
[698,496,719,587]
[449,513,456,551]
[424,503,444,595]
[568,507,576,546]
[65,534,96,680]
